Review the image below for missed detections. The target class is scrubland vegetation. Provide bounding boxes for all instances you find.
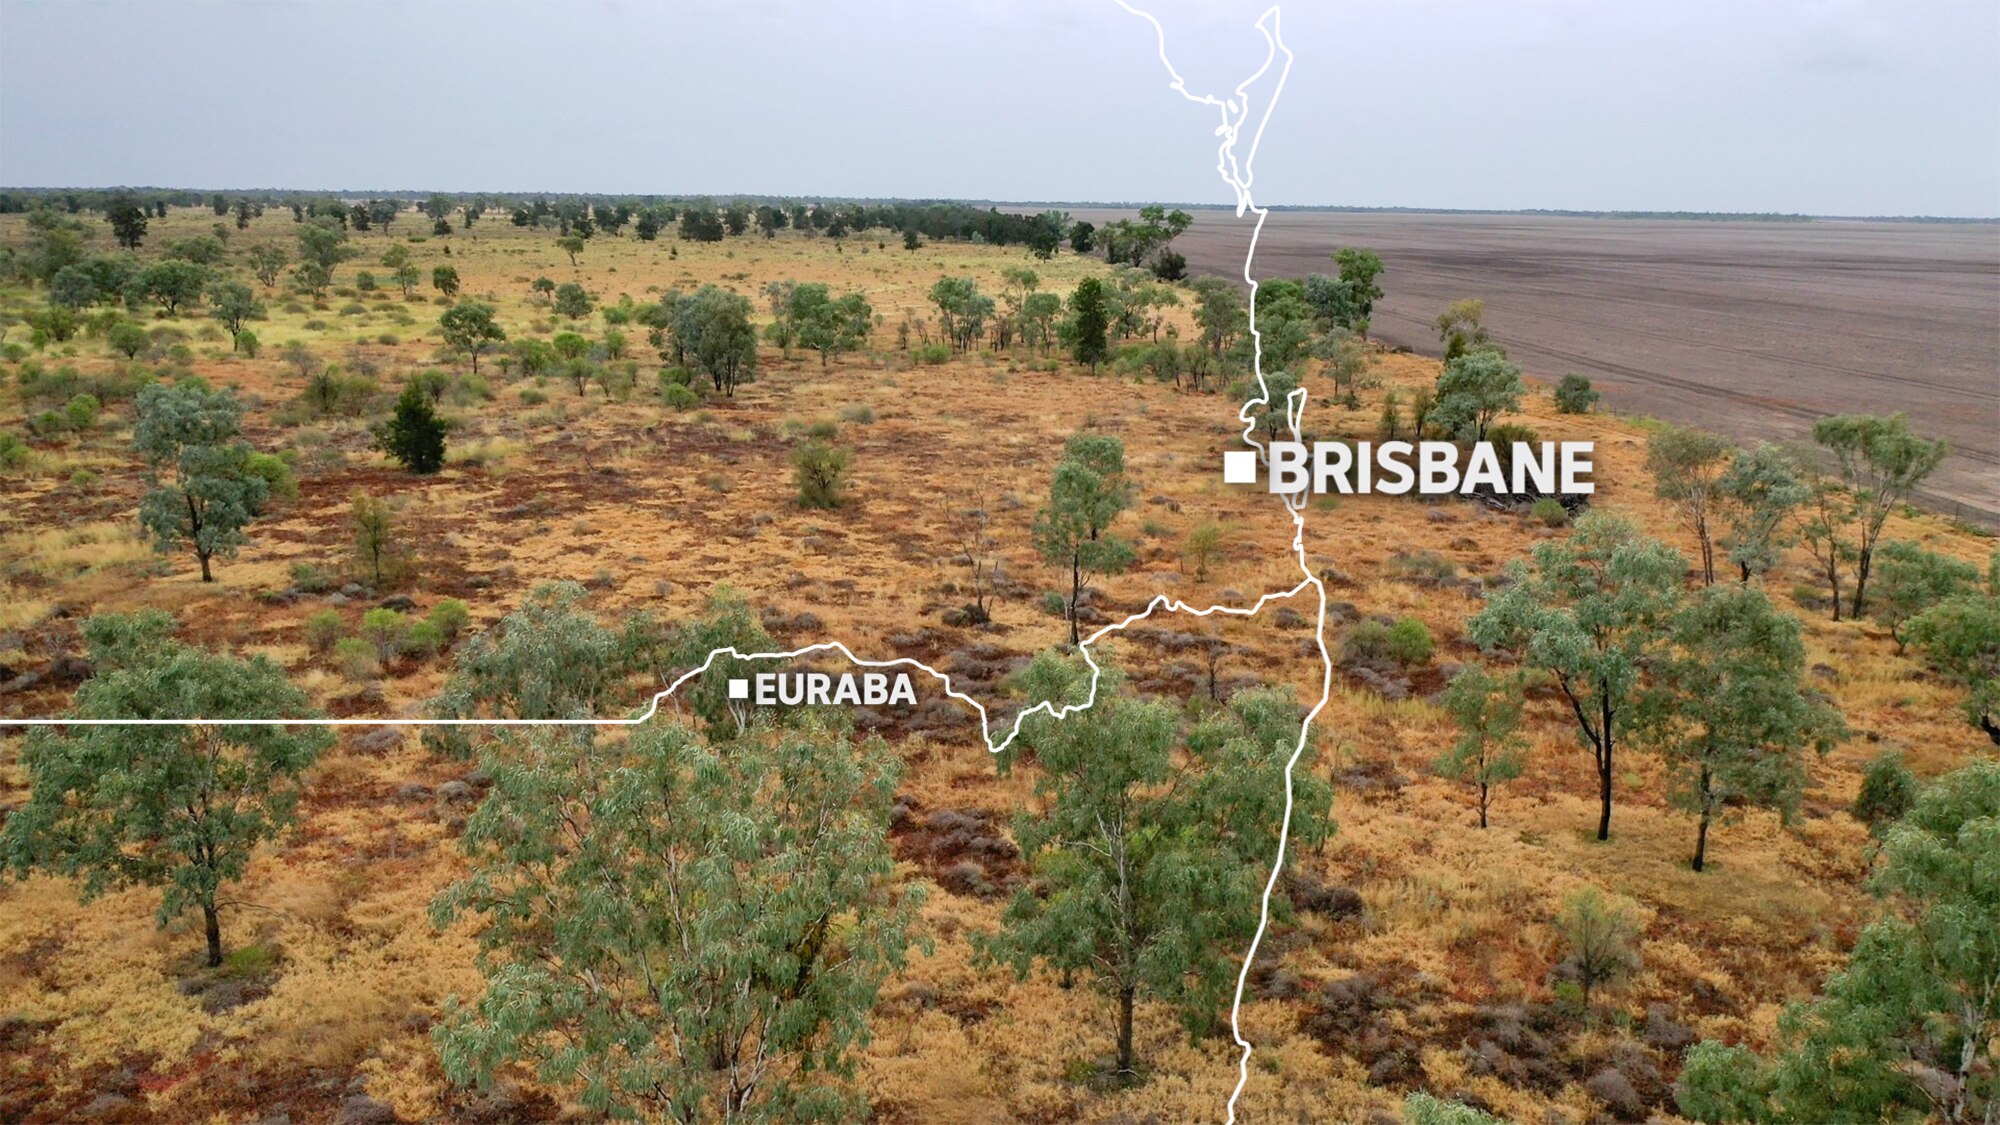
[0,189,1993,1123]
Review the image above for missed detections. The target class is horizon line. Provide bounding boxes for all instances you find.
[0,185,1992,225]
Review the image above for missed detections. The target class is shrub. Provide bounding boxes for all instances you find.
[61,394,100,432]
[1531,497,1570,527]
[1385,550,1458,585]
[1404,1093,1505,1125]
[1553,373,1599,414]
[661,383,699,411]
[1674,1041,1772,1124]
[0,431,29,470]
[333,636,379,680]
[1338,620,1393,668]
[400,617,444,659]
[1853,751,1918,831]
[1554,886,1640,1011]
[304,610,343,655]
[290,561,338,594]
[912,342,950,366]
[519,387,548,406]
[108,321,150,359]
[428,599,471,642]
[1184,521,1225,582]
[234,330,259,357]
[360,608,406,662]
[1040,590,1068,617]
[806,420,838,441]
[791,440,853,509]
[1386,617,1435,665]
[839,403,876,424]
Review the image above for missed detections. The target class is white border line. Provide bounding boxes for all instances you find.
[1113,6,1329,1120]
[2,7,1325,1121]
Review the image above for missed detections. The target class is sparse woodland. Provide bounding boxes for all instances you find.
[0,191,1993,1124]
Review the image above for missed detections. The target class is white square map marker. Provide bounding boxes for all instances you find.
[1222,450,1259,485]
[728,678,750,700]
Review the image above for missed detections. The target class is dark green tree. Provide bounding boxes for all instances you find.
[377,379,448,474]
[673,285,758,395]
[553,281,593,319]
[107,195,149,249]
[1066,277,1111,371]
[135,259,210,316]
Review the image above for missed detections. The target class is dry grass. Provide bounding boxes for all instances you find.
[0,205,1992,1123]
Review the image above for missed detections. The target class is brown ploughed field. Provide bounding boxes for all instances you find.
[1068,207,2000,521]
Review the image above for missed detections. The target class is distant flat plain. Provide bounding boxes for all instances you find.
[1061,208,2000,522]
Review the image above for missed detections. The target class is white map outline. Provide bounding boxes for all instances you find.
[1,6,1323,1120]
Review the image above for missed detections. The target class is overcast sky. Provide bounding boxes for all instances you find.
[1,0,1994,217]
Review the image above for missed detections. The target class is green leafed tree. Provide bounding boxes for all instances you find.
[134,381,270,582]
[0,611,330,966]
[135,258,210,316]
[1033,433,1134,647]
[1869,540,1980,654]
[788,283,873,368]
[1332,246,1385,332]
[294,215,353,274]
[1716,443,1808,583]
[426,581,666,758]
[1634,584,1843,871]
[553,281,592,320]
[438,300,506,375]
[1432,664,1530,829]
[981,655,1329,1077]
[431,264,459,299]
[1809,414,1949,618]
[1678,761,2000,1123]
[432,717,915,1123]
[1553,373,1599,414]
[1906,591,2000,745]
[206,280,263,344]
[1468,513,1686,840]
[1432,348,1525,442]
[673,285,758,396]
[1433,298,1489,361]
[927,276,994,354]
[1647,425,1735,585]
[246,244,287,288]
